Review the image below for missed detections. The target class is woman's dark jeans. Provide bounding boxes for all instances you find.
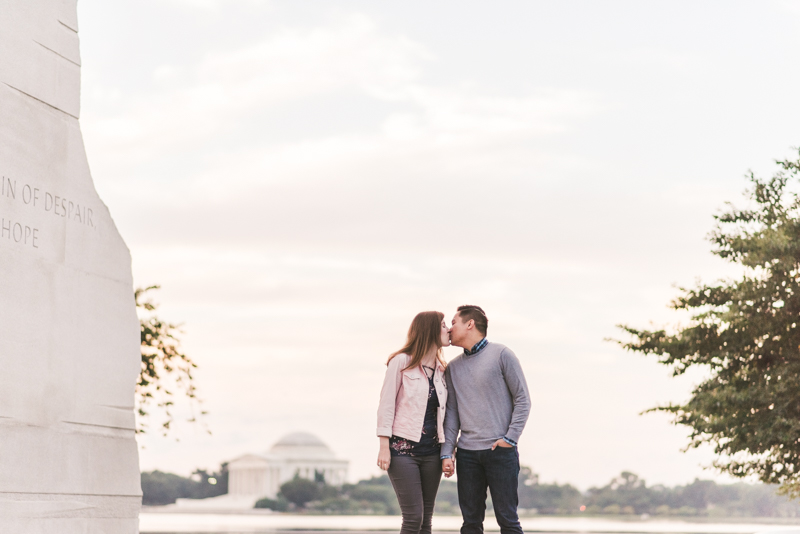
[387,455,442,534]
[456,446,523,534]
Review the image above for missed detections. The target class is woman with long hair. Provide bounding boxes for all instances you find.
[376,311,450,534]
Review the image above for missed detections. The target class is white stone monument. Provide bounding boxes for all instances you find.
[176,432,349,510]
[0,1,142,532]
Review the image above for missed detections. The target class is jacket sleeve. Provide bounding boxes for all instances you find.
[441,365,460,457]
[376,355,404,438]
[500,347,531,444]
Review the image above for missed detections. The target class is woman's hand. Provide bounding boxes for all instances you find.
[377,437,391,471]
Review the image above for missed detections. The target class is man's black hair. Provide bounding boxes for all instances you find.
[457,304,488,336]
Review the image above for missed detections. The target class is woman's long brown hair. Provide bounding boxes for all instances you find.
[387,311,447,371]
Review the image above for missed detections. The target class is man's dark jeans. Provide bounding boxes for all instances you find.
[456,446,523,534]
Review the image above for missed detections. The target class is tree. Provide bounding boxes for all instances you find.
[517,467,582,514]
[279,475,321,508]
[136,285,205,436]
[140,464,227,505]
[618,150,800,497]
[255,497,289,511]
[192,463,229,497]
[140,470,198,506]
[585,472,657,514]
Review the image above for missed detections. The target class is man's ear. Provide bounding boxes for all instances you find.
[466,319,474,330]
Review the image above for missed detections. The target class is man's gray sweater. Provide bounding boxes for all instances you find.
[441,341,531,457]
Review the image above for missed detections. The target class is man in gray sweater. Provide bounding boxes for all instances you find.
[441,305,531,534]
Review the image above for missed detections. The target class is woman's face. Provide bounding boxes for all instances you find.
[440,319,451,347]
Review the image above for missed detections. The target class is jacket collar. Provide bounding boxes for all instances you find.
[402,361,444,377]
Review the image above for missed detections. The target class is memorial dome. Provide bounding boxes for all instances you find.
[214,431,349,504]
[268,432,334,460]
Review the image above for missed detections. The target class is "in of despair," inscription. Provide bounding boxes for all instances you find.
[1,175,97,249]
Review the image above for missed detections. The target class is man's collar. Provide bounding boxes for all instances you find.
[464,337,488,356]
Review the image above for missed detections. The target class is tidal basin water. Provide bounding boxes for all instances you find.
[139,513,800,534]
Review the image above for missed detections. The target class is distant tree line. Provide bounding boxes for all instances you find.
[141,464,228,506]
[578,471,800,518]
[519,470,800,518]
[256,473,400,514]
[142,464,800,517]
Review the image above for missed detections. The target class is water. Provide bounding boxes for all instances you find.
[139,513,800,534]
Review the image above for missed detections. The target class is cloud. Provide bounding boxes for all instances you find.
[82,11,599,198]
[83,13,431,167]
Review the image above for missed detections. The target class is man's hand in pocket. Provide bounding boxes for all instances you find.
[492,438,513,450]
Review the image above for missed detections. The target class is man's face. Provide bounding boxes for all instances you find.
[450,313,470,347]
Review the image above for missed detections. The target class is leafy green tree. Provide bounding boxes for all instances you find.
[191,463,229,497]
[518,467,582,514]
[140,465,227,505]
[618,150,800,497]
[348,485,399,514]
[255,497,289,511]
[586,472,658,514]
[581,471,800,517]
[679,479,716,510]
[141,470,198,506]
[346,474,400,514]
[135,285,205,436]
[279,475,321,508]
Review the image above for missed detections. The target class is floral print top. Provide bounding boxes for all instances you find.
[389,365,440,457]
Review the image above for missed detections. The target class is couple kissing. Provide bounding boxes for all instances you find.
[377,305,531,534]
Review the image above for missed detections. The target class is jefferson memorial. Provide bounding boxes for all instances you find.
[229,432,349,498]
[177,432,349,509]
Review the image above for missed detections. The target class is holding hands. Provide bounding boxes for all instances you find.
[442,458,454,478]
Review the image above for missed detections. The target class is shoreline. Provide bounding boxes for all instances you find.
[141,507,800,523]
[139,512,800,534]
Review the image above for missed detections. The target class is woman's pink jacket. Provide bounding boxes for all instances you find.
[376,353,448,443]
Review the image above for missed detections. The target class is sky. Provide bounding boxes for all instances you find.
[76,0,800,490]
